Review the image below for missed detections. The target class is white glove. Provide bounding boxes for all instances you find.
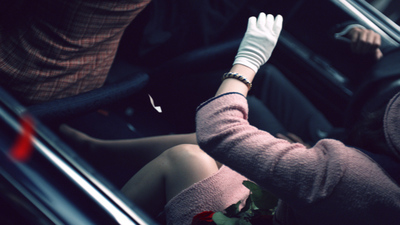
[233,13,283,73]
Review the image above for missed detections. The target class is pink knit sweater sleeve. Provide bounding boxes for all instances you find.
[196,92,400,224]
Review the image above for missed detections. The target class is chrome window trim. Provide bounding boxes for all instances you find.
[39,132,152,225]
[33,140,143,225]
[0,105,150,225]
[332,0,400,45]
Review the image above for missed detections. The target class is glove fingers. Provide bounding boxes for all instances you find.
[273,14,283,36]
[266,14,274,30]
[234,12,284,73]
[247,16,257,31]
[257,12,267,27]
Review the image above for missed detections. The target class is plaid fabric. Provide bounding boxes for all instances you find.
[0,0,151,104]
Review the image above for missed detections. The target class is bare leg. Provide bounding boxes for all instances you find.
[59,124,198,168]
[121,144,219,218]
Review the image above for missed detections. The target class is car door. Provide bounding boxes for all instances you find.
[269,0,400,126]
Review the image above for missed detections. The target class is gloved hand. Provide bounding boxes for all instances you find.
[233,13,283,73]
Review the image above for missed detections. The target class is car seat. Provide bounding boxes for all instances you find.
[345,47,400,129]
[25,60,149,124]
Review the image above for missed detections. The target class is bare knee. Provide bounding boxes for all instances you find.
[164,144,220,171]
[164,144,209,161]
[162,144,219,201]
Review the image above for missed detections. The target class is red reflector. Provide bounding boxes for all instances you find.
[10,115,35,162]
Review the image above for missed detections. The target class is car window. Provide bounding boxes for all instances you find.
[366,0,400,25]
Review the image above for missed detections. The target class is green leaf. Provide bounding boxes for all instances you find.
[213,212,241,225]
[224,201,241,217]
[237,196,253,216]
[242,195,252,212]
[242,181,278,212]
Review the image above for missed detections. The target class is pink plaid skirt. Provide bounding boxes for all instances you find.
[0,0,151,104]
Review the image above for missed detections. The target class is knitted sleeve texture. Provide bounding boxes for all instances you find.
[196,92,400,224]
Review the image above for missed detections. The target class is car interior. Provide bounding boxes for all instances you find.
[1,0,400,224]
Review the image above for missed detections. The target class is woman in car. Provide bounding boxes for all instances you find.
[62,12,400,224]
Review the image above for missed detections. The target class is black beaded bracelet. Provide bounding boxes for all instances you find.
[221,72,252,90]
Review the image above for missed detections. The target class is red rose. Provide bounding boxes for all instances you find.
[191,211,216,225]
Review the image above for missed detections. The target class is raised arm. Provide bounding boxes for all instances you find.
[197,13,353,206]
[216,13,282,97]
[196,13,400,224]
